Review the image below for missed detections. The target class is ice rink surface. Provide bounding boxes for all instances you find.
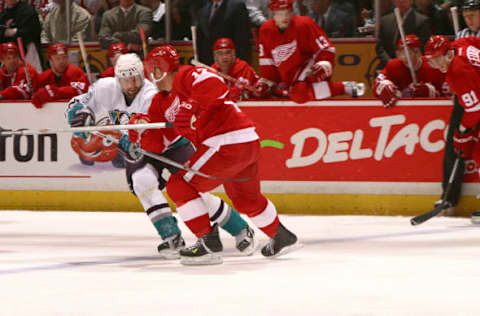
[1,211,480,316]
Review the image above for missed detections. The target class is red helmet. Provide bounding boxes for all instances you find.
[396,34,421,50]
[144,45,180,75]
[48,43,68,59]
[424,35,451,59]
[213,38,235,51]
[108,42,128,58]
[0,42,18,58]
[268,0,293,11]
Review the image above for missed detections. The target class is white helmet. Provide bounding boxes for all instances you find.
[114,53,144,79]
[115,53,144,97]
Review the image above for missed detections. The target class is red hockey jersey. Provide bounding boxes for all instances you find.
[374,57,450,97]
[172,65,257,148]
[447,38,480,128]
[0,63,39,99]
[101,66,115,78]
[211,58,259,99]
[258,15,335,86]
[38,64,89,99]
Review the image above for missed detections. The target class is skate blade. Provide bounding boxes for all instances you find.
[471,217,480,225]
[267,241,304,259]
[158,249,181,260]
[237,237,258,256]
[180,253,223,266]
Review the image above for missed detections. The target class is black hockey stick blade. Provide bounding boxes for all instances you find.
[410,203,448,226]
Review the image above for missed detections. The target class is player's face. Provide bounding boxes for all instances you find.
[49,54,69,74]
[273,9,293,30]
[2,54,20,74]
[396,48,422,70]
[463,10,480,33]
[427,54,451,73]
[119,75,143,98]
[213,48,235,72]
[152,67,174,92]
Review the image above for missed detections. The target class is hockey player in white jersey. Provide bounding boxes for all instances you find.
[65,53,256,258]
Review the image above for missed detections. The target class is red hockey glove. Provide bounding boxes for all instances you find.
[306,61,332,82]
[32,85,59,109]
[229,86,243,102]
[375,80,399,108]
[453,125,479,159]
[254,78,274,97]
[174,104,196,142]
[128,113,151,143]
[408,82,438,98]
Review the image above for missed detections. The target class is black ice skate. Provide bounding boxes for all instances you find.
[235,225,257,256]
[180,224,223,265]
[261,222,302,258]
[157,234,185,260]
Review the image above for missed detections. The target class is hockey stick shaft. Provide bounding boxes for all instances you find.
[451,6,460,36]
[16,37,33,94]
[77,31,94,84]
[0,122,172,136]
[394,8,418,85]
[92,131,249,182]
[410,157,461,225]
[139,27,148,59]
[190,26,198,61]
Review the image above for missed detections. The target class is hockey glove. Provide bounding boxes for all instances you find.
[229,86,243,102]
[408,82,438,98]
[174,103,196,143]
[306,61,332,82]
[375,80,399,108]
[128,113,151,143]
[66,103,95,139]
[32,85,60,109]
[254,78,274,98]
[453,125,479,159]
[118,134,143,162]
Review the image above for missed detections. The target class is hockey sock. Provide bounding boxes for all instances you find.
[220,207,248,236]
[153,215,181,239]
[201,193,247,236]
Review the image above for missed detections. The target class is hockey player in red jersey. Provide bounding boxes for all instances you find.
[256,0,364,103]
[141,44,301,265]
[0,42,39,100]
[32,43,89,109]
[374,34,451,108]
[424,35,480,222]
[211,37,260,101]
[101,42,128,78]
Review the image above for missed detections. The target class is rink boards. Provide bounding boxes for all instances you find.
[1,99,480,216]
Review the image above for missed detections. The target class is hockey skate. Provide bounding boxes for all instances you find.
[343,81,365,98]
[235,225,257,256]
[261,222,302,258]
[157,234,185,260]
[180,224,223,265]
[471,211,480,224]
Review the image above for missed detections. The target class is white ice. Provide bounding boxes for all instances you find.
[1,211,480,316]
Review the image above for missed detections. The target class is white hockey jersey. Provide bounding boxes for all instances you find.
[66,77,158,122]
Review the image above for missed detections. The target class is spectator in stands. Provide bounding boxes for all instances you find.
[101,42,128,78]
[196,0,251,65]
[0,42,39,100]
[256,0,364,103]
[94,0,119,34]
[32,43,90,109]
[98,0,152,52]
[211,37,260,101]
[414,0,454,35]
[374,34,450,108]
[0,0,42,72]
[308,0,356,38]
[376,0,431,69]
[41,0,95,44]
[150,0,192,40]
[457,0,480,37]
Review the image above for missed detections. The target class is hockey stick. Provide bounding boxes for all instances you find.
[92,131,249,182]
[190,59,289,97]
[394,8,418,85]
[77,31,94,84]
[0,122,172,136]
[16,37,33,94]
[451,6,460,36]
[139,27,148,59]
[190,26,198,61]
[410,157,461,225]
